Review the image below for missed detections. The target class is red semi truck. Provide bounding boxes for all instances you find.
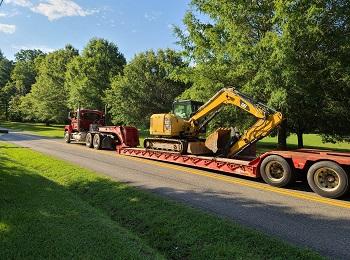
[64,108,350,199]
[64,108,139,150]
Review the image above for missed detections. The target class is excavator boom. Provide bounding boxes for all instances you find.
[189,88,283,157]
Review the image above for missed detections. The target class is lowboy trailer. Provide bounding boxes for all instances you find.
[117,146,350,199]
[64,108,350,199]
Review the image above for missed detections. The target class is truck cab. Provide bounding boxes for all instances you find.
[64,109,105,143]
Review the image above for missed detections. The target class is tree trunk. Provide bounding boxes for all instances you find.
[5,103,8,121]
[45,121,50,126]
[297,130,303,148]
[277,120,287,150]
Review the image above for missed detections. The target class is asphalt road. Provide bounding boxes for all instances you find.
[1,131,350,259]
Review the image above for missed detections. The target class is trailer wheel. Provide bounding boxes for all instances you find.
[93,134,102,150]
[260,155,293,187]
[86,133,93,148]
[64,131,70,143]
[307,161,349,198]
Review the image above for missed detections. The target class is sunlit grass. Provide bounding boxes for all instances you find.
[0,121,63,138]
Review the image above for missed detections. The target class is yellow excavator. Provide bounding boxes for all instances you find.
[144,87,283,158]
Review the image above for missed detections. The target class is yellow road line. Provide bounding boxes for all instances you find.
[53,140,350,209]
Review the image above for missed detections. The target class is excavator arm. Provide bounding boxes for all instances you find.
[189,88,283,157]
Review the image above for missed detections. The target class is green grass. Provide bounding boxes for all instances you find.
[259,134,350,153]
[0,144,162,259]
[0,142,322,259]
[0,121,63,138]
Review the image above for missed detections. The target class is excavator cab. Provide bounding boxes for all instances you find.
[172,100,203,120]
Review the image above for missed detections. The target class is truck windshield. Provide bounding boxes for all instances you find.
[81,113,101,121]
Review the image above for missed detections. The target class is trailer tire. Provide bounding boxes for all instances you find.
[86,133,93,148]
[64,131,70,143]
[260,155,293,187]
[93,134,102,150]
[307,161,349,198]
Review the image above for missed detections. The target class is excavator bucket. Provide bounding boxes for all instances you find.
[205,128,232,154]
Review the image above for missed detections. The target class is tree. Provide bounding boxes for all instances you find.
[14,49,44,63]
[175,0,350,148]
[11,49,44,95]
[66,38,126,110]
[22,45,78,124]
[0,50,13,89]
[106,49,190,126]
[0,50,14,119]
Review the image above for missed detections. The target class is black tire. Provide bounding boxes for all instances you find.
[260,155,293,187]
[307,161,349,198]
[93,134,102,150]
[64,131,70,143]
[86,133,93,148]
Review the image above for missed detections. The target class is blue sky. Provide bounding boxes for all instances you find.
[0,0,191,60]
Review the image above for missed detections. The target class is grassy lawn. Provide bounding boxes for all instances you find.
[0,142,322,259]
[0,144,162,259]
[259,134,350,153]
[0,121,63,138]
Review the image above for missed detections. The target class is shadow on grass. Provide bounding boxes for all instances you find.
[0,155,161,259]
[64,172,349,260]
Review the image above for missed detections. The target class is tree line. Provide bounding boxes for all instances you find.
[1,0,349,149]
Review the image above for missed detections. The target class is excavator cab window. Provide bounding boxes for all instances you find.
[173,100,203,120]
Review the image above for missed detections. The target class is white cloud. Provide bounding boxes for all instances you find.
[12,44,56,53]
[4,0,32,7]
[144,11,162,22]
[0,23,16,34]
[30,0,97,21]
[0,10,20,17]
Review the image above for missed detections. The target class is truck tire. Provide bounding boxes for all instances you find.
[260,155,293,187]
[93,134,102,150]
[86,133,93,148]
[307,161,349,198]
[64,131,70,143]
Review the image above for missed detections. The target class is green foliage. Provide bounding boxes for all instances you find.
[11,49,44,96]
[175,0,350,145]
[0,49,44,121]
[22,45,78,123]
[0,52,13,90]
[66,38,126,110]
[106,49,189,126]
[14,49,44,62]
[0,51,14,119]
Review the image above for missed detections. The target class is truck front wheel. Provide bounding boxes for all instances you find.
[93,134,102,150]
[86,133,93,148]
[64,131,70,143]
[260,155,293,187]
[307,161,349,198]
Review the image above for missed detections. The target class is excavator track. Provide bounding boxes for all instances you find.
[144,138,188,154]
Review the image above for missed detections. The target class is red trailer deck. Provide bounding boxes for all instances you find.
[118,147,350,199]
